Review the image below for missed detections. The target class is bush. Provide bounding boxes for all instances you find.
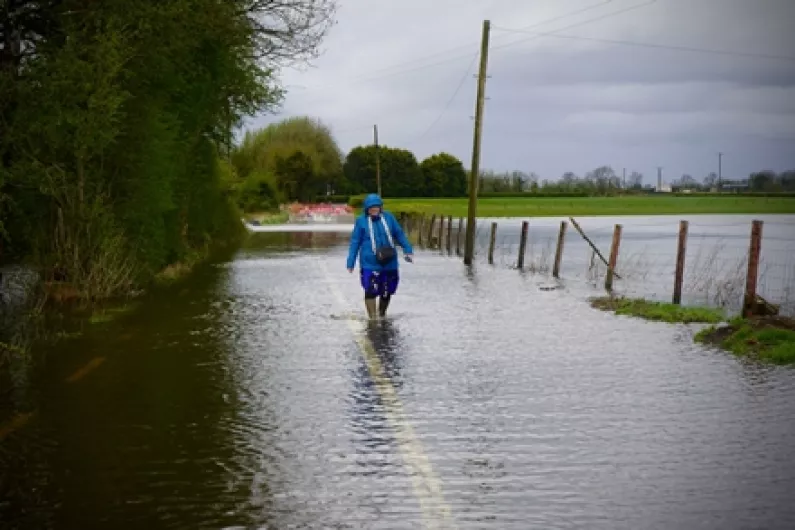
[238,171,281,212]
[348,194,367,208]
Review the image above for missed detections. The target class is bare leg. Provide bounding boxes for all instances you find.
[378,294,391,317]
[364,297,378,320]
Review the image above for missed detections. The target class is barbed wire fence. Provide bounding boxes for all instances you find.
[400,213,795,317]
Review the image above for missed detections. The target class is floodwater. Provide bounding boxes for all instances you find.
[2,216,795,529]
[464,214,795,315]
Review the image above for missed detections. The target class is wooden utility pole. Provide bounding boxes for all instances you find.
[374,124,381,196]
[463,19,491,266]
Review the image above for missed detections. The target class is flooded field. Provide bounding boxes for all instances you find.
[2,215,795,529]
[468,214,795,315]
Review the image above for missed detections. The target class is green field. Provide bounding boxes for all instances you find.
[384,196,795,217]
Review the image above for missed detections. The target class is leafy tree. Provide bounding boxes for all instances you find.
[343,144,422,197]
[0,0,337,299]
[232,116,344,205]
[749,170,777,192]
[419,152,467,197]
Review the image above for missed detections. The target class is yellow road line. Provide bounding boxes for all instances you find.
[65,356,106,383]
[322,263,455,529]
[0,411,36,441]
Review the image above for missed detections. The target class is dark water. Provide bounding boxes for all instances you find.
[2,228,795,529]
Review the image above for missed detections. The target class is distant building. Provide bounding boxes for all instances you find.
[720,179,750,192]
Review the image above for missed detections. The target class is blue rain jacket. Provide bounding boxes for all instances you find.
[346,194,413,271]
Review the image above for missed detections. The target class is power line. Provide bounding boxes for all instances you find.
[289,1,635,94]
[413,54,479,143]
[489,0,658,53]
[491,24,795,63]
[401,1,657,145]
[283,0,658,130]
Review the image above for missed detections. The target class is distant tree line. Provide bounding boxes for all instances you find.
[229,118,468,207]
[230,121,795,207]
[0,0,336,301]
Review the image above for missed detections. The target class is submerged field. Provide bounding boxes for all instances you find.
[385,196,795,217]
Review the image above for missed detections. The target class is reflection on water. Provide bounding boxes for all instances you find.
[1,227,795,529]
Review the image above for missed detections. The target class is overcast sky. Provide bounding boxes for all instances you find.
[244,0,795,185]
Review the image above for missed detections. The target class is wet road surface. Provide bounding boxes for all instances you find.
[2,229,795,529]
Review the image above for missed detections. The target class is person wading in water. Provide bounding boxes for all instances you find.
[346,194,413,319]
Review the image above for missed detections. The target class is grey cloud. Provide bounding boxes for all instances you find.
[245,0,795,179]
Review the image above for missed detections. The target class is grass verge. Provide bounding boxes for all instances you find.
[695,316,795,365]
[386,196,795,217]
[590,296,725,323]
[244,211,289,224]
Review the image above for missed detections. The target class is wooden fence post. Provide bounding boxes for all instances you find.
[517,220,528,269]
[552,220,567,278]
[743,220,763,317]
[427,214,436,248]
[605,224,622,291]
[672,220,689,305]
[456,217,464,256]
[417,214,425,247]
[446,215,453,254]
[438,215,445,252]
[488,222,497,265]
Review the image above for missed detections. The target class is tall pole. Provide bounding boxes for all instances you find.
[463,20,491,266]
[718,151,722,191]
[622,167,626,189]
[374,125,381,196]
[657,166,662,191]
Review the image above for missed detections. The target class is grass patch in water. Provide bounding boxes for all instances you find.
[245,211,289,224]
[695,316,795,365]
[590,296,725,323]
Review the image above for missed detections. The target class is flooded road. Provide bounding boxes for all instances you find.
[2,227,795,529]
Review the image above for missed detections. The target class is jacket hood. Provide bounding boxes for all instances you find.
[362,193,383,213]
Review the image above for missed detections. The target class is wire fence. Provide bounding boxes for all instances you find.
[400,213,795,317]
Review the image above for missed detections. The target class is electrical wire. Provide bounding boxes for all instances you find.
[290,0,659,134]
[291,1,639,94]
[401,1,657,145]
[489,0,658,53]
[413,54,479,142]
[491,24,795,63]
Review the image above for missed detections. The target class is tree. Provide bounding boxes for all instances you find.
[628,171,643,189]
[585,166,619,194]
[0,0,338,299]
[343,144,422,197]
[703,172,718,189]
[677,174,698,190]
[232,116,345,204]
[749,170,777,192]
[419,152,466,197]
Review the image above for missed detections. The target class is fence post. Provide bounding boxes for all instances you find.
[605,224,622,291]
[672,220,689,305]
[552,220,567,278]
[427,214,436,248]
[488,222,497,265]
[437,215,445,252]
[517,220,528,269]
[456,217,464,256]
[445,215,453,255]
[417,214,425,247]
[743,220,763,317]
